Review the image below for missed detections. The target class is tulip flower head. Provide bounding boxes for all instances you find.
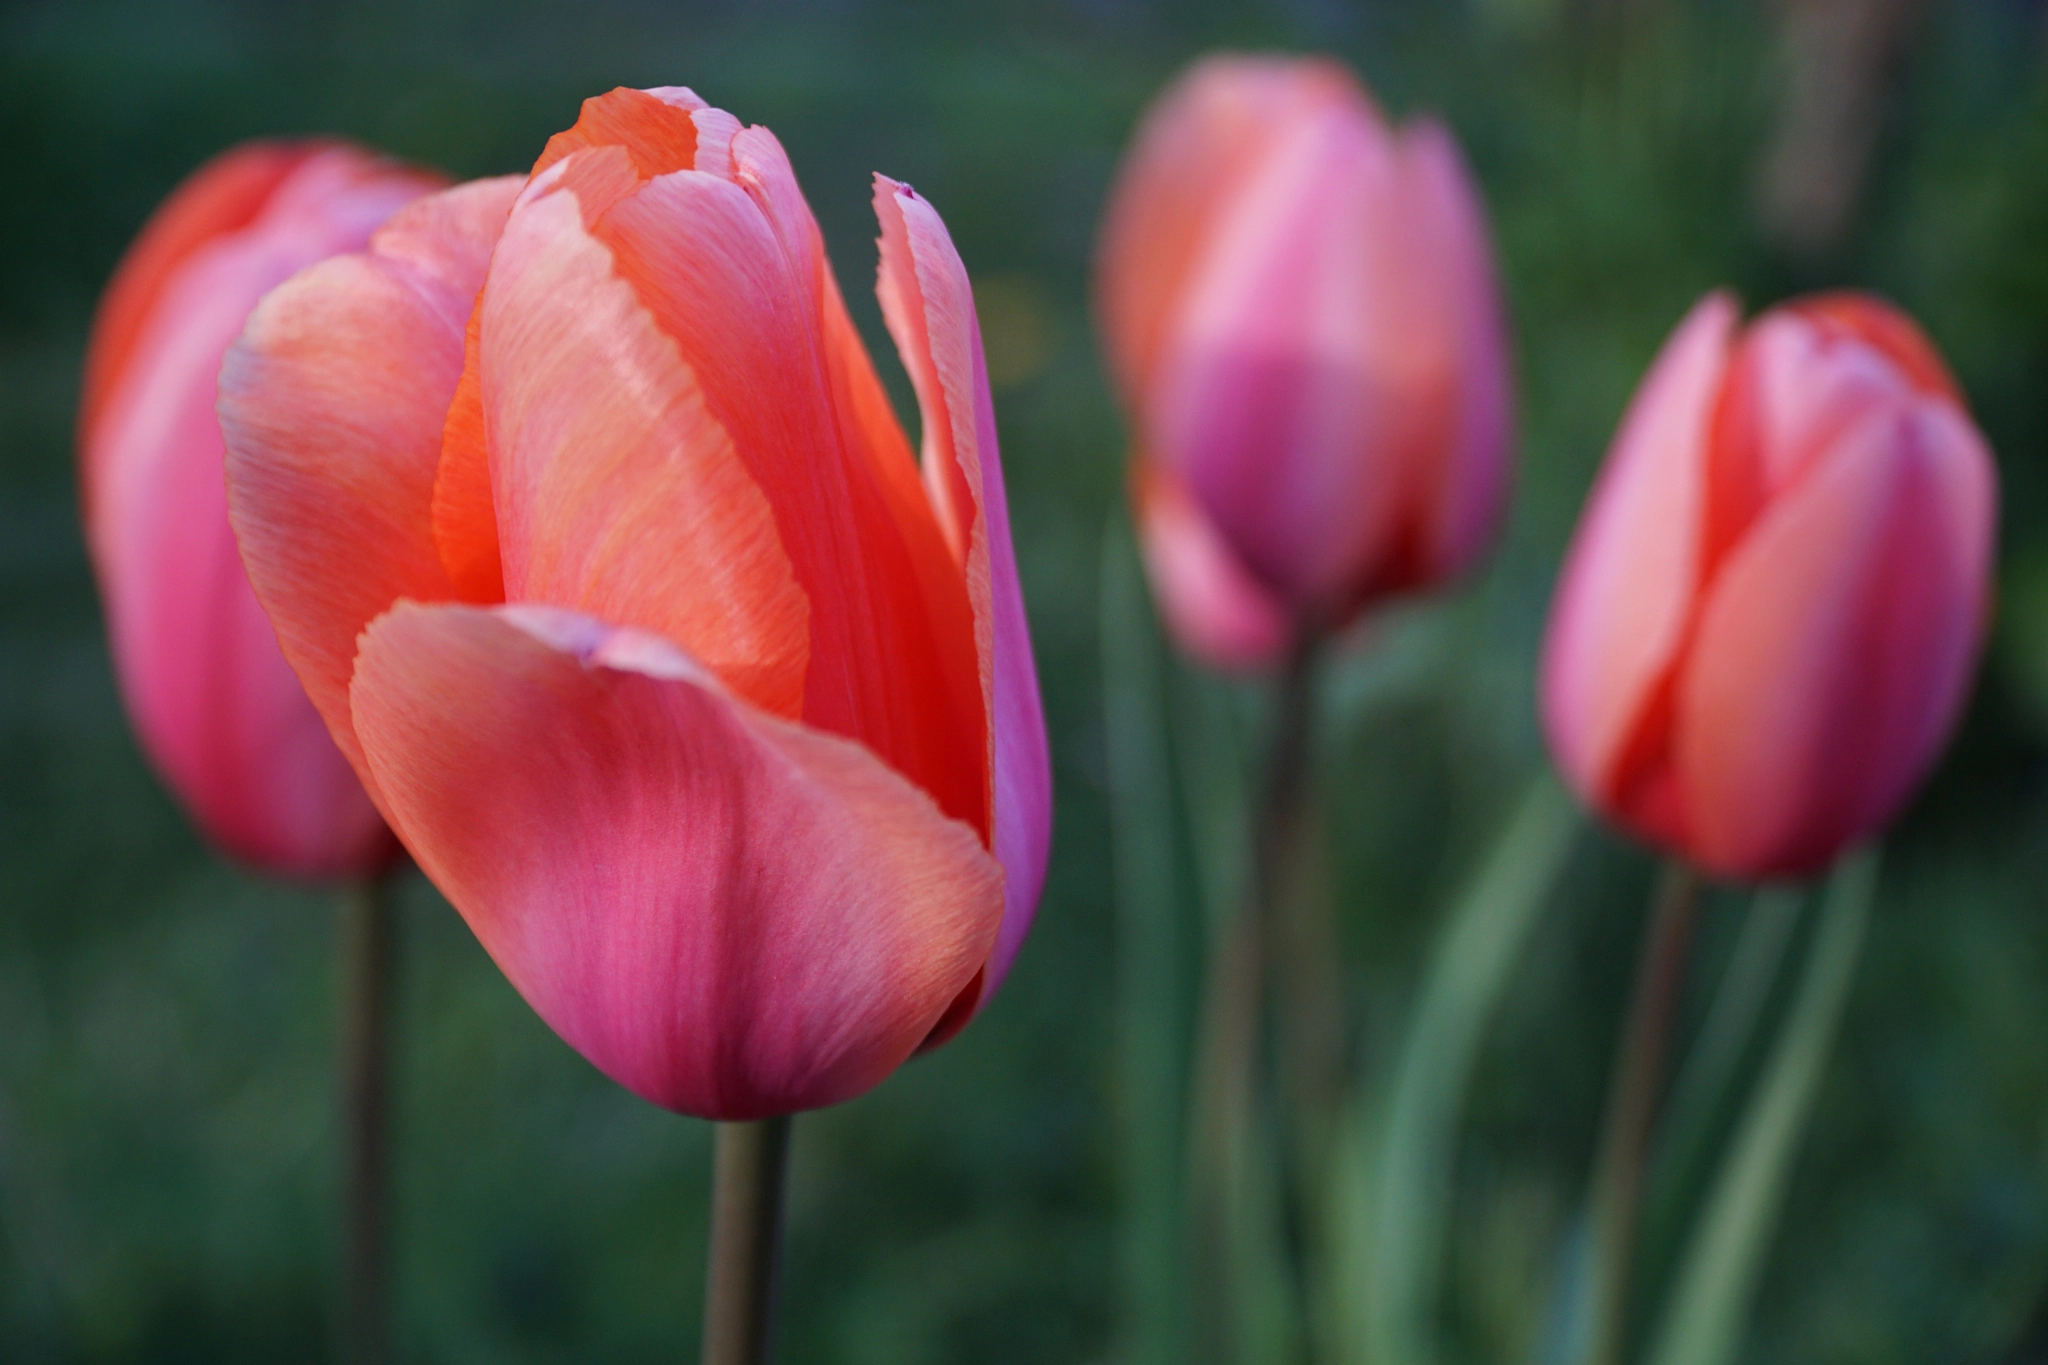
[1541,291,1995,880]
[221,88,1052,1120]
[1096,55,1513,669]
[80,141,435,877]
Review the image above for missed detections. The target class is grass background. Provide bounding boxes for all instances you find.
[4,0,2048,1360]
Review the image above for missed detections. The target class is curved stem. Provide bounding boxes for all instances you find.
[1585,864,1701,1365]
[702,1117,793,1365]
[338,876,396,1365]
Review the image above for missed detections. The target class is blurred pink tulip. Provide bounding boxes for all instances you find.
[1096,55,1513,668]
[1541,291,1996,880]
[80,141,436,877]
[220,88,1052,1119]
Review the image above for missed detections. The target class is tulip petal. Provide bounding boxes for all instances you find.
[477,171,812,720]
[875,176,1053,1012]
[1677,398,1995,877]
[1148,96,1427,606]
[348,601,1005,1118]
[221,175,521,788]
[532,85,707,179]
[587,158,987,835]
[1093,55,1363,409]
[81,141,329,466]
[1397,119,1513,589]
[1540,293,1738,811]
[1132,458,1291,672]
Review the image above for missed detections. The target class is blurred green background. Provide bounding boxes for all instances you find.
[5,0,2048,1360]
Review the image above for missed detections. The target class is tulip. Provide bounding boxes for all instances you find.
[80,140,436,876]
[220,86,1052,1121]
[1541,290,1996,880]
[1095,54,1513,668]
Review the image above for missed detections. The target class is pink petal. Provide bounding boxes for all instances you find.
[475,170,812,720]
[1148,94,1426,607]
[1395,119,1513,589]
[88,148,434,876]
[221,176,522,798]
[347,601,1005,1118]
[1093,55,1363,410]
[1539,292,1738,811]
[1132,459,1291,671]
[1677,396,1996,877]
[875,176,1052,1016]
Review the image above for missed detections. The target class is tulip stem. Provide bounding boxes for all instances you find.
[1584,864,1700,1365]
[702,1117,792,1365]
[338,876,397,1365]
[1189,629,1323,1361]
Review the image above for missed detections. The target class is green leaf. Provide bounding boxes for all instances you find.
[1099,521,1191,1365]
[1641,849,1879,1365]
[1337,776,1581,1365]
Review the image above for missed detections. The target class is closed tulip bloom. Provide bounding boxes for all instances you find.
[81,141,436,876]
[1541,292,1995,880]
[220,88,1052,1119]
[1096,55,1512,668]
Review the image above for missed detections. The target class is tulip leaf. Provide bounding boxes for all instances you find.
[1641,848,1879,1365]
[1099,521,1192,1365]
[1336,775,1581,1365]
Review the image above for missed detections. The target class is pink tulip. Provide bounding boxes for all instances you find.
[219,88,1053,1119]
[80,141,437,877]
[1095,55,1513,668]
[1541,291,1996,880]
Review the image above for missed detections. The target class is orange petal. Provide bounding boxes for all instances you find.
[477,165,811,718]
[590,156,987,834]
[220,175,522,788]
[349,601,1004,1118]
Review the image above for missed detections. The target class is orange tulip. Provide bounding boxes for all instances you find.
[1097,55,1513,667]
[221,88,1051,1119]
[1541,292,1996,878]
[80,141,436,876]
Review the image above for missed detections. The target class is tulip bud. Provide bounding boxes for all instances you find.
[1096,55,1513,668]
[1540,291,1996,879]
[80,141,437,877]
[220,89,1052,1119]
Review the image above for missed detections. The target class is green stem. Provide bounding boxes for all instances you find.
[1585,864,1700,1365]
[701,1117,793,1365]
[338,877,396,1365]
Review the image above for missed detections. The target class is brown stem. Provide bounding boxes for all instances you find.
[1186,630,1322,1362]
[1585,864,1700,1365]
[701,1117,792,1365]
[338,877,396,1365]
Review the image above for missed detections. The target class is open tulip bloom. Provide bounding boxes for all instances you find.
[222,81,1048,1151]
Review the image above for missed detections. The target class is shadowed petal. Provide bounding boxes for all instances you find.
[349,602,1005,1118]
[1133,459,1290,672]
[875,176,1052,1016]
